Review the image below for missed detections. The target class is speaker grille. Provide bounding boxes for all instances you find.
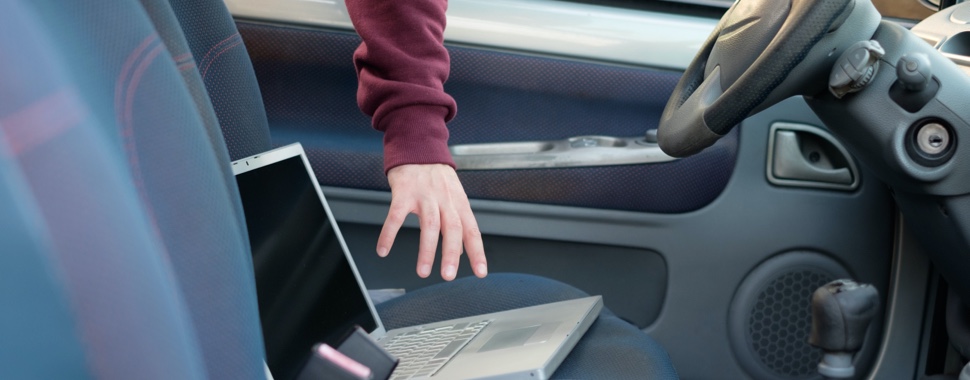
[748,269,832,377]
[730,252,852,379]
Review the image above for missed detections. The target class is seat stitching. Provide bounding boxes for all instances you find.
[199,32,240,67]
[177,62,197,72]
[118,42,166,240]
[114,34,158,121]
[200,40,242,80]
[172,52,193,64]
[123,44,165,131]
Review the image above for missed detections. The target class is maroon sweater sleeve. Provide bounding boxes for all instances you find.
[346,0,457,174]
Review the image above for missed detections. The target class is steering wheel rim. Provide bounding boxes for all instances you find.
[657,0,857,158]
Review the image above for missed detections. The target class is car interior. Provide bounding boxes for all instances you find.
[4,0,970,379]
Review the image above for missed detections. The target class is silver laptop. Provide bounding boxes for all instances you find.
[232,143,601,380]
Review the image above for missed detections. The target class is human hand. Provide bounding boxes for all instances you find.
[379,164,487,281]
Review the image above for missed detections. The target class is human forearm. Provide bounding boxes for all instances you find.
[346,0,457,173]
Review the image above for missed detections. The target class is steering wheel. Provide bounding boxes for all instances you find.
[657,0,881,157]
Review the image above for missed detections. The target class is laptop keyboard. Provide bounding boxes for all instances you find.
[384,319,492,379]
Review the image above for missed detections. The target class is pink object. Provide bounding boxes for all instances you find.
[346,0,457,173]
[316,344,373,379]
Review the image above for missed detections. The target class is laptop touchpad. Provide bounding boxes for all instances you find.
[477,325,541,353]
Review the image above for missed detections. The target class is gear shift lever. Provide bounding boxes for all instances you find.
[809,279,879,379]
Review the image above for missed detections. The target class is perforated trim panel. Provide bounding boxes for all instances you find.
[749,270,831,377]
[729,251,853,380]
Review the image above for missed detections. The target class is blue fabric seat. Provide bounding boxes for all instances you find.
[20,0,266,378]
[1,0,678,378]
[0,2,206,378]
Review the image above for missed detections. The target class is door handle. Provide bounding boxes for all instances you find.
[767,123,860,191]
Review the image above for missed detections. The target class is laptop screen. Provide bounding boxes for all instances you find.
[235,153,378,379]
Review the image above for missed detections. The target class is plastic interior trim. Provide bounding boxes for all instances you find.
[450,135,677,170]
[864,216,931,379]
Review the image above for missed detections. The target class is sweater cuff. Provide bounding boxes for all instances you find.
[381,105,456,174]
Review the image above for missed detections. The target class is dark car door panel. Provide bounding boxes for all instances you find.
[314,98,894,379]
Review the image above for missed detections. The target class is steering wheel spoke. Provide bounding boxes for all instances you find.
[657,0,882,157]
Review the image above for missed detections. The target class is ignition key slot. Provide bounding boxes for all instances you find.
[907,119,957,167]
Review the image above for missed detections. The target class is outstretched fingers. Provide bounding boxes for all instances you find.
[377,198,410,258]
[383,164,488,281]
[415,201,440,278]
[439,205,463,281]
[460,206,487,278]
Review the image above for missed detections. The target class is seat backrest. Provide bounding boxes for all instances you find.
[0,1,207,378]
[164,0,274,161]
[20,1,269,378]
